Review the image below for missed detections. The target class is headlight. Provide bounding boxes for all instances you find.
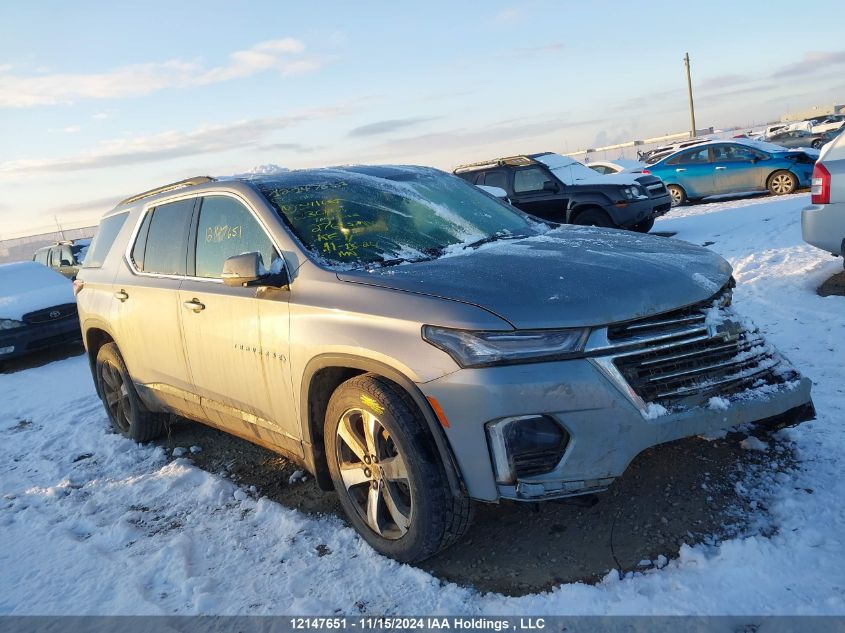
[422,326,589,368]
[620,185,643,200]
[0,319,24,330]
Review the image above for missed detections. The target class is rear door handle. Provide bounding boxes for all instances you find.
[675,168,687,172]
[182,299,206,313]
[114,290,129,302]
[715,166,727,170]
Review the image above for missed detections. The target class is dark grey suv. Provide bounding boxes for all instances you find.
[76,166,813,563]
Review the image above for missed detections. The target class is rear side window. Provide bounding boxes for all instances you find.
[83,212,129,268]
[483,172,508,190]
[135,199,194,275]
[193,196,279,278]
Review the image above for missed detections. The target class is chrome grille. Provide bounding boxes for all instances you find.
[600,285,797,409]
[645,183,667,197]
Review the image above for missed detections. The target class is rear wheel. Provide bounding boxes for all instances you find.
[325,374,471,562]
[631,217,655,233]
[667,184,687,206]
[573,208,615,228]
[767,170,797,196]
[95,343,166,442]
[812,139,823,149]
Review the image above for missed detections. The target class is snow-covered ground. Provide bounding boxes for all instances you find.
[2,192,844,615]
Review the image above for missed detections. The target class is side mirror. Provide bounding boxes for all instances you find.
[542,180,560,193]
[222,252,264,287]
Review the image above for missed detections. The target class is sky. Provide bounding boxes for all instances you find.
[1,0,844,236]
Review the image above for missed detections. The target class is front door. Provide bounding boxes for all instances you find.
[509,166,567,221]
[710,144,767,193]
[178,194,300,454]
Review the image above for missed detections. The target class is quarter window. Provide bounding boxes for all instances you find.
[193,196,280,279]
[34,250,48,265]
[136,199,194,275]
[83,212,129,269]
[513,168,550,193]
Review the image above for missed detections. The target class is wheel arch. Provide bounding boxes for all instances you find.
[299,354,466,497]
[82,321,117,397]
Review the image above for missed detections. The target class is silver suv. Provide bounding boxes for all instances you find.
[76,166,814,562]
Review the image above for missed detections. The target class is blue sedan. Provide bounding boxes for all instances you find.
[643,140,817,206]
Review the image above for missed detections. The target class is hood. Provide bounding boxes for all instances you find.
[337,227,732,329]
[572,172,642,186]
[0,262,75,321]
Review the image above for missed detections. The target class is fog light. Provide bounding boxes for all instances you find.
[486,415,569,484]
[0,346,14,355]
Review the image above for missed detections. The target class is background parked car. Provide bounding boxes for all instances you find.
[802,128,845,268]
[454,152,671,232]
[33,239,91,280]
[643,140,817,206]
[638,138,710,163]
[765,129,829,150]
[586,158,646,175]
[0,261,81,361]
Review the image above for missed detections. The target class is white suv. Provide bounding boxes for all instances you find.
[802,131,845,266]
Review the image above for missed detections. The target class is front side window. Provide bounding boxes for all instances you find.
[136,199,194,275]
[83,212,129,269]
[513,168,550,193]
[194,196,280,278]
[256,167,534,269]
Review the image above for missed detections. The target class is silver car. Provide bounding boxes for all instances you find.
[76,166,814,562]
[803,130,845,265]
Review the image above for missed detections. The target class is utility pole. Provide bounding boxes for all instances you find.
[54,215,66,240]
[684,52,697,139]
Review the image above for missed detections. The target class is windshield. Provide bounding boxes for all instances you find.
[532,153,602,185]
[255,166,535,269]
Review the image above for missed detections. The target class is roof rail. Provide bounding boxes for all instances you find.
[453,155,535,173]
[118,176,215,206]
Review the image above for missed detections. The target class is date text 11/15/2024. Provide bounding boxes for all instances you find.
[289,617,547,630]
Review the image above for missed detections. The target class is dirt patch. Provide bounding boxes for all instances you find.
[156,417,793,596]
[817,271,845,297]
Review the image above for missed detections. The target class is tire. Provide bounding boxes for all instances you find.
[95,342,166,442]
[767,170,797,196]
[324,374,472,562]
[631,217,655,233]
[812,140,823,150]
[573,208,615,228]
[667,184,687,207]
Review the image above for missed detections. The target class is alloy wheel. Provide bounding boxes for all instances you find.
[101,360,131,433]
[334,407,412,539]
[669,187,684,206]
[770,173,794,194]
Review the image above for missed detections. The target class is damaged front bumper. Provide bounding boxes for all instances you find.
[421,285,815,502]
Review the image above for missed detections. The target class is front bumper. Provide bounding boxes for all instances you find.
[617,193,672,228]
[802,202,845,256]
[0,318,82,361]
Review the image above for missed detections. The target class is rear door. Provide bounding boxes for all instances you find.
[111,197,197,415]
[509,166,567,220]
[178,194,299,454]
[711,144,767,192]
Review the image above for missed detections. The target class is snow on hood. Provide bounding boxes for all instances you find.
[534,153,641,186]
[0,262,75,320]
[337,226,732,329]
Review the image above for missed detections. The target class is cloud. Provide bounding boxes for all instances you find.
[92,112,112,120]
[258,141,323,153]
[0,38,323,107]
[698,74,751,91]
[63,125,81,133]
[0,106,348,176]
[503,42,566,58]
[772,51,845,77]
[348,117,437,137]
[492,8,522,24]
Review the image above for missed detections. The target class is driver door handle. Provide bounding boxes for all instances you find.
[114,290,129,302]
[715,166,727,170]
[675,168,687,172]
[182,298,206,313]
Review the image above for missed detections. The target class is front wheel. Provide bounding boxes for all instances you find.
[667,184,687,207]
[573,208,615,228]
[767,170,797,196]
[631,217,655,233]
[324,374,471,562]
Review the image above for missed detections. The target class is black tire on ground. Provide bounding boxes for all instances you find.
[324,374,472,563]
[95,342,166,442]
[631,217,655,233]
[767,170,798,196]
[667,184,687,207]
[573,208,615,228]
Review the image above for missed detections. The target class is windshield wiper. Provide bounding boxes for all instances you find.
[463,233,527,250]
